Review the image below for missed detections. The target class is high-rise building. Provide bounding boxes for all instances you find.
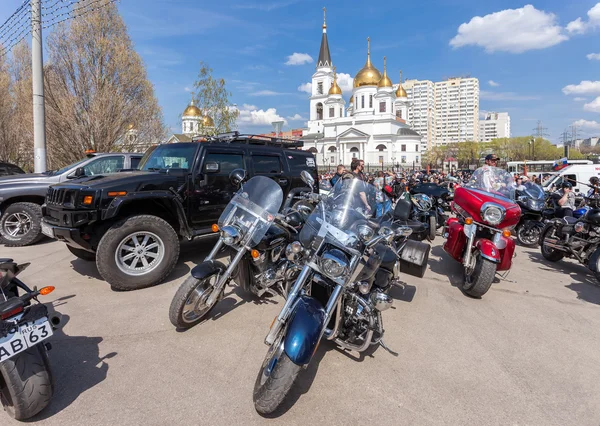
[403,79,435,152]
[479,112,511,142]
[433,77,480,146]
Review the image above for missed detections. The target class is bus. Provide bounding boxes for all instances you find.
[506,160,592,175]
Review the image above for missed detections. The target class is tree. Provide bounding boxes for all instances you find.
[43,1,166,165]
[193,62,239,134]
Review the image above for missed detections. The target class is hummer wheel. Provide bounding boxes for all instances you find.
[96,215,180,290]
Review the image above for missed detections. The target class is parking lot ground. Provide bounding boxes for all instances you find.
[2,237,600,426]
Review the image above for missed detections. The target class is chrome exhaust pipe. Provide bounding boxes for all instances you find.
[543,241,569,252]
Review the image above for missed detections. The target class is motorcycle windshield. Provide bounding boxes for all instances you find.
[523,182,545,200]
[299,177,377,250]
[218,176,283,247]
[466,166,515,201]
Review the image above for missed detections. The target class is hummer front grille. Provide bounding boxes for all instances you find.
[46,187,78,207]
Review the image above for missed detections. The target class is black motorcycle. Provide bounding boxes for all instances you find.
[514,182,546,247]
[169,170,311,329]
[0,259,61,420]
[252,177,430,414]
[540,195,600,281]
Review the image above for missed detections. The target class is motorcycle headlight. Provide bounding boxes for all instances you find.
[319,249,349,279]
[220,225,241,246]
[357,224,375,242]
[480,203,505,226]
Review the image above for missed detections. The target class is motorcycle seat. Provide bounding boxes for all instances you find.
[563,217,578,225]
[0,259,14,263]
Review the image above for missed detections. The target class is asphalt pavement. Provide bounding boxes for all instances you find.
[2,236,600,426]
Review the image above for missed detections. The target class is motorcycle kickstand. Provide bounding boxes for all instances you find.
[379,339,399,357]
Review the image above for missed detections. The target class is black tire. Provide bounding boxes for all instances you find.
[540,225,565,262]
[169,274,222,329]
[588,248,600,283]
[516,223,540,248]
[0,345,53,420]
[427,215,436,241]
[463,254,496,298]
[96,215,180,291]
[67,245,96,261]
[253,348,302,415]
[0,202,44,247]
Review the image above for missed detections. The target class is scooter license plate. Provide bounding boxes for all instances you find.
[0,318,53,363]
[463,223,476,238]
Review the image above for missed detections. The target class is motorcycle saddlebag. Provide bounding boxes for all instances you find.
[398,240,431,278]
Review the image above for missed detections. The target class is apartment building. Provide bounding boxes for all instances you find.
[479,112,511,142]
[433,77,479,146]
[403,79,435,151]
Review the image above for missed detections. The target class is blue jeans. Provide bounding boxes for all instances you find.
[376,199,392,217]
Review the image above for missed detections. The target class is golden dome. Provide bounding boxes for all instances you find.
[202,115,215,127]
[378,56,393,88]
[328,67,342,95]
[353,37,382,88]
[395,70,407,97]
[183,99,202,117]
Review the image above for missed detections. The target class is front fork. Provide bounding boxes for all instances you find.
[205,239,246,306]
[462,224,477,269]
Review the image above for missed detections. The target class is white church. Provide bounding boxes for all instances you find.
[302,11,421,169]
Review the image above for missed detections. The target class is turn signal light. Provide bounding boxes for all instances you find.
[107,191,127,197]
[251,249,260,259]
[211,224,219,233]
[82,196,93,205]
[502,229,512,238]
[39,286,55,296]
[465,217,474,225]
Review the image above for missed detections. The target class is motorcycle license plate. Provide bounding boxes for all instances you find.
[0,317,53,362]
[41,222,54,238]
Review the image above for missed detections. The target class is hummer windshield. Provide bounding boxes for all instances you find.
[139,143,198,171]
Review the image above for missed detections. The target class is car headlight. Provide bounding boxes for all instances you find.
[480,203,505,226]
[357,224,375,242]
[319,249,349,279]
[220,225,241,246]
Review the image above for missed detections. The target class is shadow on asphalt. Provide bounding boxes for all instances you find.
[527,251,600,305]
[30,308,116,421]
[388,282,416,303]
[428,245,464,289]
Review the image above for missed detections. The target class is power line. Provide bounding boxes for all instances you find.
[532,120,549,139]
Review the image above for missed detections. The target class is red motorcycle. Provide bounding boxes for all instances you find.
[443,167,521,297]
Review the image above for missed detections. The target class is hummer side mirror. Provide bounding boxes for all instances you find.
[300,170,314,191]
[229,169,246,188]
[68,166,86,179]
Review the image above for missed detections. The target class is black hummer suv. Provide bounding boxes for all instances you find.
[41,133,318,291]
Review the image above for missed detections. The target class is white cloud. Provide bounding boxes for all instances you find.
[479,110,490,119]
[480,90,540,101]
[587,53,600,60]
[488,80,500,87]
[250,90,289,96]
[562,81,600,95]
[184,87,192,92]
[449,5,568,53]
[337,73,354,93]
[287,113,306,121]
[235,104,288,126]
[566,3,600,34]
[298,82,312,94]
[573,119,600,131]
[574,97,587,101]
[285,53,313,66]
[584,96,600,112]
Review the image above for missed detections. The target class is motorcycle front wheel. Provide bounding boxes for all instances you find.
[427,215,437,241]
[516,223,541,248]
[169,274,222,329]
[253,331,302,415]
[463,253,496,298]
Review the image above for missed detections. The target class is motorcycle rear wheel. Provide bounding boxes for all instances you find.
[463,253,496,298]
[540,226,565,262]
[169,275,222,329]
[516,223,540,248]
[253,332,302,415]
[0,344,53,420]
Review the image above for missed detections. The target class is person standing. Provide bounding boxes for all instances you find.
[330,164,345,186]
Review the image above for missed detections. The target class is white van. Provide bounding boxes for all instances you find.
[542,164,600,195]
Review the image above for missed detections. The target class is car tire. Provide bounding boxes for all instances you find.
[96,215,180,291]
[66,245,96,261]
[0,202,45,247]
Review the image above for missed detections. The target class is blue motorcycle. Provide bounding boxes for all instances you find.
[253,176,429,414]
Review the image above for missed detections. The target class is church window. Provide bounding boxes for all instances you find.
[379,102,386,113]
[329,107,335,118]
[396,110,402,119]
[401,144,406,152]
[316,103,323,120]
[416,144,419,152]
[340,108,342,117]
[369,95,373,108]
[401,156,407,163]
[317,81,323,95]
[331,156,335,163]
[376,144,386,151]
[355,96,358,105]
[361,96,365,108]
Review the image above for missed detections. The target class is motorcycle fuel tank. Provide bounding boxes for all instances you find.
[453,186,521,229]
[255,223,290,251]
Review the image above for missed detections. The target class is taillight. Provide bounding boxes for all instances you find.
[1,306,23,320]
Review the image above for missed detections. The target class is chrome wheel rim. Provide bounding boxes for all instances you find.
[518,226,539,245]
[541,228,557,255]
[182,276,218,323]
[259,331,285,386]
[3,212,32,237]
[464,252,478,289]
[115,231,165,276]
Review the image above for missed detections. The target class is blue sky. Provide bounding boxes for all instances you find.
[1,0,600,142]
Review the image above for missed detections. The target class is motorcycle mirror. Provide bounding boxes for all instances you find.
[229,169,247,187]
[395,226,413,237]
[300,170,315,191]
